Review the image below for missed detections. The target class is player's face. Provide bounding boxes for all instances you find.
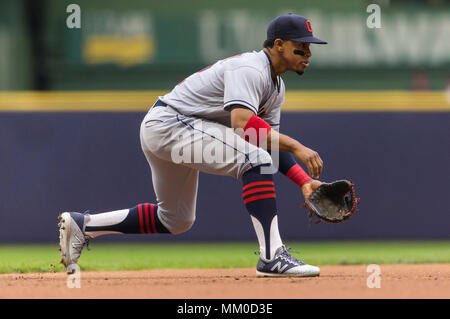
[282,41,312,75]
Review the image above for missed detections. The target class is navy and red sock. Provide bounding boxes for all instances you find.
[84,203,170,236]
[242,165,282,261]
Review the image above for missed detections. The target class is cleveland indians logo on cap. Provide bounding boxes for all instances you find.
[306,20,313,32]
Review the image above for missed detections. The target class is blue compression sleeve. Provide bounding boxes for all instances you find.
[271,151,298,175]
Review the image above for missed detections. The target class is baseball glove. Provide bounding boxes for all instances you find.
[305,180,360,224]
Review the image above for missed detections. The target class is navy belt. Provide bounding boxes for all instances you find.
[153,99,167,107]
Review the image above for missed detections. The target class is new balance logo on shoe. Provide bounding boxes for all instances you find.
[256,246,320,277]
[271,261,289,273]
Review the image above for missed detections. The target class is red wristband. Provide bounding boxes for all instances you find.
[286,164,312,187]
[243,115,272,147]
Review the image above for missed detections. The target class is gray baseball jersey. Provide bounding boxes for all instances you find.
[140,49,283,233]
[159,49,284,131]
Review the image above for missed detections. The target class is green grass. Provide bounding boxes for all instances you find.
[0,241,449,274]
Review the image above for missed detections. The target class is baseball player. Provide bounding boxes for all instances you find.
[59,13,327,277]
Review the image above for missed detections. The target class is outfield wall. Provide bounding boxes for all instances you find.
[1,0,449,90]
[0,91,449,242]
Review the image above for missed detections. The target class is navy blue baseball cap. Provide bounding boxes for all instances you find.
[267,13,327,44]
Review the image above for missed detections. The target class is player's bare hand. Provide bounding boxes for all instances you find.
[301,180,323,200]
[293,145,323,178]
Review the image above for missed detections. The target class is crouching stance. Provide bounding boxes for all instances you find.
[59,13,327,277]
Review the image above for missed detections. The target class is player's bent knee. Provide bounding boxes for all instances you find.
[157,206,196,235]
[162,211,196,235]
[257,149,273,166]
[169,217,195,235]
[250,148,273,168]
[239,148,273,178]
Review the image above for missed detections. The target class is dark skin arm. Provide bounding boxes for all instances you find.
[231,107,323,199]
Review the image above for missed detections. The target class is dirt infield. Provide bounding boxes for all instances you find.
[1,264,448,299]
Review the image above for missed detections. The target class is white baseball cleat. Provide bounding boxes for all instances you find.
[58,212,91,274]
[256,245,320,277]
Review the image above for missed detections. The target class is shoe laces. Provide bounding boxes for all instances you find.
[71,210,93,252]
[279,246,304,266]
[85,237,92,251]
[254,246,303,265]
[71,233,92,252]
[82,210,92,251]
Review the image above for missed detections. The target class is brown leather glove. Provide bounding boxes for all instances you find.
[305,180,360,224]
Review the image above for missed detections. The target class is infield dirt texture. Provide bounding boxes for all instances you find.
[0,242,449,299]
[1,265,449,298]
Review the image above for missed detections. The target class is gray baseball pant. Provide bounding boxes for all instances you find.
[140,105,272,234]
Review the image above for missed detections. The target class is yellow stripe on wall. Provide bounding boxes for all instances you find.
[0,91,449,112]
[0,91,168,112]
[283,91,450,112]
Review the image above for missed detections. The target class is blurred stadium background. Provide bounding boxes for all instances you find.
[0,0,449,245]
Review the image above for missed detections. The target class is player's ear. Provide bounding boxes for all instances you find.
[274,39,284,53]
